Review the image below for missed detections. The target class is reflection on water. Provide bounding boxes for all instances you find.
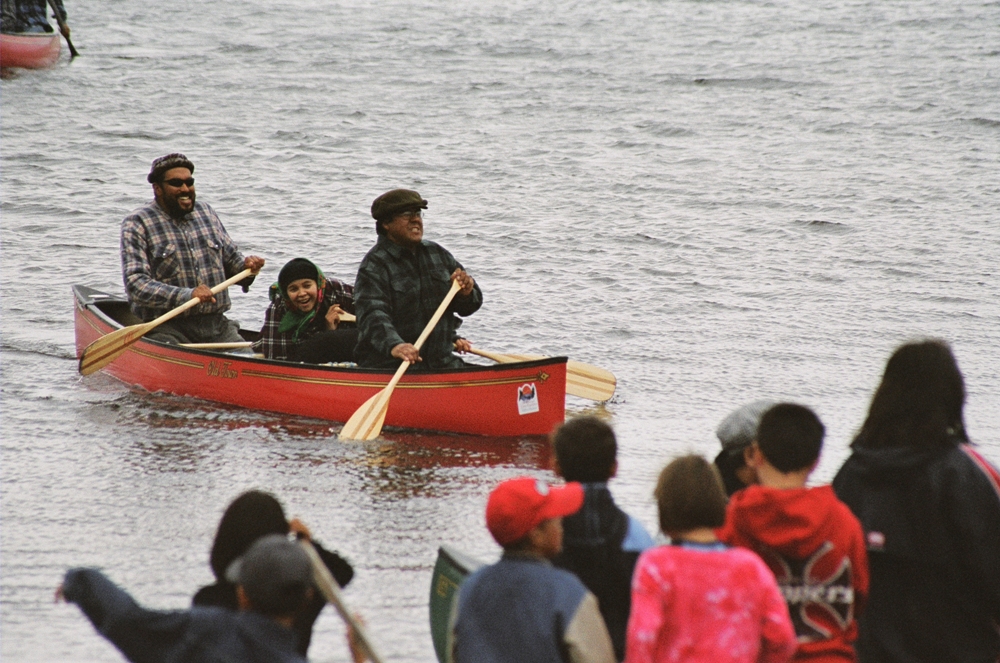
[356,433,551,501]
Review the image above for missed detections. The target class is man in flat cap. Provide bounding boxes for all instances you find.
[353,189,482,369]
[120,153,265,344]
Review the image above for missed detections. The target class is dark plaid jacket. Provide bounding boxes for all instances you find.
[353,236,482,369]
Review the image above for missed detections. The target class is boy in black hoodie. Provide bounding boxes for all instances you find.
[551,417,654,661]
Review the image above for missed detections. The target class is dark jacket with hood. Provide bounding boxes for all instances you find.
[718,484,869,662]
[832,443,1000,663]
[552,482,654,661]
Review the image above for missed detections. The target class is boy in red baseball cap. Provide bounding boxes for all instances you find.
[451,477,616,663]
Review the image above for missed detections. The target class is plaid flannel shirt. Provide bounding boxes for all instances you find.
[121,200,248,322]
[353,236,482,369]
[256,280,355,360]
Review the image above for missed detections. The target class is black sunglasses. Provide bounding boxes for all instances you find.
[163,177,195,187]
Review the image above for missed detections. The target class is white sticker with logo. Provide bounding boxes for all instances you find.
[517,383,540,415]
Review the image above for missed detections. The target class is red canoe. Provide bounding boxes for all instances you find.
[0,32,60,69]
[73,286,567,437]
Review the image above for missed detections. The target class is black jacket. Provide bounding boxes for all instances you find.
[552,483,653,661]
[833,443,1000,663]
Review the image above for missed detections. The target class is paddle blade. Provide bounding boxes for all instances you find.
[504,354,617,402]
[339,388,390,441]
[78,323,152,376]
[564,360,617,401]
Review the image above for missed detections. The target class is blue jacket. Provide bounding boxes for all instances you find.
[452,553,615,663]
[63,568,306,663]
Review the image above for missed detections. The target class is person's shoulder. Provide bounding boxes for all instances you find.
[358,238,393,266]
[725,544,776,575]
[421,239,446,251]
[948,444,1000,503]
[191,201,222,222]
[421,239,459,259]
[122,201,161,226]
[623,514,656,552]
[815,484,865,526]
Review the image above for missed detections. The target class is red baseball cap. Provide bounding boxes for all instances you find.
[486,477,584,546]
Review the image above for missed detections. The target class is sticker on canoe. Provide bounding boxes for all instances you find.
[517,383,539,415]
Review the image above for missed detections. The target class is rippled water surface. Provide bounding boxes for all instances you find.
[3,0,999,660]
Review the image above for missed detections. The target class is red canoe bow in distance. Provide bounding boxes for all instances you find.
[73,285,567,437]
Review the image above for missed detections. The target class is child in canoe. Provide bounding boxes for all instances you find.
[257,258,357,363]
[625,455,796,663]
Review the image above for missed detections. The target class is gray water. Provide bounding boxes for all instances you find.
[2,0,999,660]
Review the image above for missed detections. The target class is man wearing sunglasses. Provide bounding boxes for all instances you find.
[353,188,482,369]
[120,153,265,344]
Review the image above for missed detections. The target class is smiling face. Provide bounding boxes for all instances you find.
[285,278,320,313]
[382,209,424,249]
[153,166,196,219]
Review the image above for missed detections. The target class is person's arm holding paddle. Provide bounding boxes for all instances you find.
[391,269,477,363]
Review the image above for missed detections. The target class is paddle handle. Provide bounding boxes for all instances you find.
[46,0,78,57]
[365,279,461,418]
[413,280,461,352]
[147,268,254,328]
[299,540,386,663]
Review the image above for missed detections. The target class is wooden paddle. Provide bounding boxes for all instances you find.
[46,0,78,58]
[339,280,461,441]
[464,347,616,402]
[78,268,254,376]
[299,539,386,663]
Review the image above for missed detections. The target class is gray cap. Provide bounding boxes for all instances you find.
[225,534,312,616]
[715,400,776,451]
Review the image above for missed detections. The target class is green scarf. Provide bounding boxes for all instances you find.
[269,267,328,343]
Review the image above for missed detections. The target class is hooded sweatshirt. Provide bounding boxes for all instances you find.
[833,443,1000,663]
[718,485,869,663]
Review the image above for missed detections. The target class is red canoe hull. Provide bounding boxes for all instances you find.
[73,286,566,437]
[0,32,60,69]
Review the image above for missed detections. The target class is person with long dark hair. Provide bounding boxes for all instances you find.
[833,340,1000,663]
[193,490,354,657]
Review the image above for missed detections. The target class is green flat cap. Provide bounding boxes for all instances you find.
[371,189,428,222]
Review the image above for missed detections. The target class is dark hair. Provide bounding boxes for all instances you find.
[713,447,748,497]
[252,582,312,619]
[551,416,617,482]
[853,339,967,451]
[209,490,289,580]
[756,403,825,473]
[655,455,727,535]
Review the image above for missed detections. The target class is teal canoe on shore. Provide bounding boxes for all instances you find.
[429,546,485,663]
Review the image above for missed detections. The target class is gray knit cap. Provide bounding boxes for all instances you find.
[715,400,777,451]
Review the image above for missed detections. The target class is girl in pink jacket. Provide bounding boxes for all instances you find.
[625,455,796,663]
